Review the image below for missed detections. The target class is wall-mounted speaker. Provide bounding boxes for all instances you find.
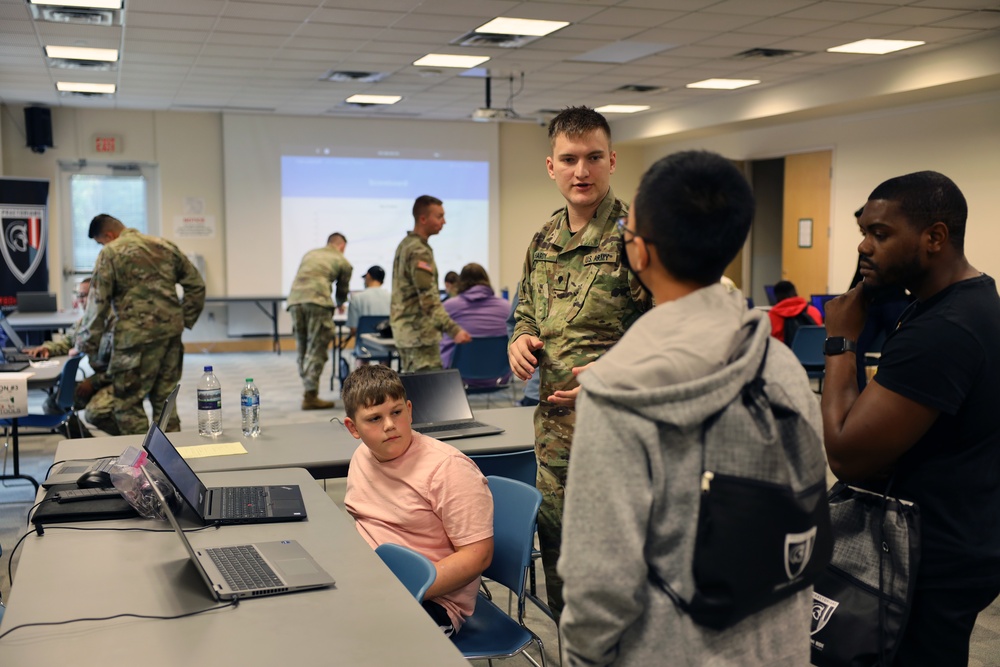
[25,107,53,154]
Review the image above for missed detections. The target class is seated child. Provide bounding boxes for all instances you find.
[342,364,494,636]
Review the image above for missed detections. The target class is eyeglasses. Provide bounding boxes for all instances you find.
[615,216,647,243]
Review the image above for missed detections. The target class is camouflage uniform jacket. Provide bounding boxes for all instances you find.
[40,318,82,357]
[77,228,206,359]
[390,232,461,349]
[287,245,353,309]
[512,189,651,395]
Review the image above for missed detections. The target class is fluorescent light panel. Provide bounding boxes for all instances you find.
[346,94,401,105]
[475,17,568,37]
[827,39,924,55]
[413,53,490,68]
[594,104,650,114]
[687,78,760,90]
[31,0,121,8]
[45,45,118,62]
[56,81,116,94]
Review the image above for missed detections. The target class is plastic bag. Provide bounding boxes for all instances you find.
[109,445,182,520]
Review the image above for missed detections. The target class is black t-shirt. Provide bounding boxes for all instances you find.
[873,275,1000,584]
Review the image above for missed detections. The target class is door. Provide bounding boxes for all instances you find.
[782,151,831,298]
[58,161,160,304]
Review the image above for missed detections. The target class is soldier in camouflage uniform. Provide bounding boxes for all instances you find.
[390,195,470,371]
[287,233,353,409]
[25,277,115,435]
[77,214,206,435]
[510,107,651,616]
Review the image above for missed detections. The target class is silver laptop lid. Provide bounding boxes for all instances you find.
[140,464,221,600]
[0,314,26,350]
[400,369,475,427]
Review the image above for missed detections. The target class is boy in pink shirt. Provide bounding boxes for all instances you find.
[343,365,494,636]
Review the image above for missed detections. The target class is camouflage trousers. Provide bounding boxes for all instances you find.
[290,304,334,393]
[397,344,443,373]
[533,401,576,620]
[105,337,184,435]
[79,384,118,436]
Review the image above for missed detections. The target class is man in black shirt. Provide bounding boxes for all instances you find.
[822,171,1000,666]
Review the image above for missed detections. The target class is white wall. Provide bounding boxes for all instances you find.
[638,90,1000,293]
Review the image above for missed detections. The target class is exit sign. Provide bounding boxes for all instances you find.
[93,135,122,153]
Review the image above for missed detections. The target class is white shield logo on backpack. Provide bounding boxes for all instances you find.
[784,525,817,580]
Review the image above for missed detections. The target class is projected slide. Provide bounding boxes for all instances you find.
[281,156,490,295]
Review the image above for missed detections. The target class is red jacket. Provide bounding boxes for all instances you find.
[768,296,822,344]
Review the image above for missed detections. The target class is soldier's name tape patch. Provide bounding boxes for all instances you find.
[583,251,618,265]
[532,251,558,263]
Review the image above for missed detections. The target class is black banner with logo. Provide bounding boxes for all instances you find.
[0,178,50,313]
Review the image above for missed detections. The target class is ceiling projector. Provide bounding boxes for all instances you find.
[472,107,518,121]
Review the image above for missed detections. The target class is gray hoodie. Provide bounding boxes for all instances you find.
[559,283,824,667]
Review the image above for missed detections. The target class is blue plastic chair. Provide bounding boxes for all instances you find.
[790,325,827,391]
[375,543,436,602]
[0,355,84,438]
[452,476,546,667]
[448,335,514,406]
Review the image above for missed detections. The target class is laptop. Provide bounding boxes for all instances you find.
[15,291,57,313]
[140,465,334,600]
[0,314,31,362]
[400,369,504,440]
[0,349,29,372]
[42,384,180,488]
[143,423,308,524]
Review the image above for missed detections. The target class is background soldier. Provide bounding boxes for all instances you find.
[390,195,470,372]
[287,232,352,409]
[78,214,205,435]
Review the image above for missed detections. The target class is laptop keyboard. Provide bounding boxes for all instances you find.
[221,486,268,519]
[206,545,283,591]
[419,421,491,434]
[2,348,30,362]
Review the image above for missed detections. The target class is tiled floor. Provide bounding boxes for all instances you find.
[2,351,999,664]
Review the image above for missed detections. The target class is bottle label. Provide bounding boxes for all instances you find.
[241,395,259,408]
[197,389,222,411]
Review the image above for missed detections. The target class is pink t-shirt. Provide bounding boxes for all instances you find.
[345,431,494,629]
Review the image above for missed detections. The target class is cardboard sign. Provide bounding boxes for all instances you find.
[0,372,30,418]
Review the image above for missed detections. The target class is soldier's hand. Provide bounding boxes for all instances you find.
[509,334,543,381]
[25,346,49,359]
[76,377,96,401]
[547,362,594,407]
[454,329,472,344]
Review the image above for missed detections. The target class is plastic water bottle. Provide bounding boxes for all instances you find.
[241,378,260,437]
[197,365,223,437]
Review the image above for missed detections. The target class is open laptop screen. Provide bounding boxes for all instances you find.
[143,425,209,516]
[400,370,474,426]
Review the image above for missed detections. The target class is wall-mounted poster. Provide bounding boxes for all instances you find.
[0,178,50,313]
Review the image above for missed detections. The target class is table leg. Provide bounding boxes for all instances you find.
[1,417,39,492]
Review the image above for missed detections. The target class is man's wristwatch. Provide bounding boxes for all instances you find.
[823,337,858,356]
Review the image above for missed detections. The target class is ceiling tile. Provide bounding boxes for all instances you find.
[862,6,971,24]
[582,7,686,28]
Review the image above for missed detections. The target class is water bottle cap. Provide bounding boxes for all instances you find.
[246,378,253,382]
[204,366,213,372]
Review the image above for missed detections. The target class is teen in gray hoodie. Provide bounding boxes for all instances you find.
[559,151,826,666]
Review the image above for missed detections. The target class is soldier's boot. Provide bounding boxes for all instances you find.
[302,391,335,410]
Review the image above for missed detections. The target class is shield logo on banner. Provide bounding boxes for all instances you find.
[1,211,47,284]
[784,525,818,580]
[811,592,839,635]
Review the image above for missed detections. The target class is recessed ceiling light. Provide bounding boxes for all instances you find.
[56,81,116,94]
[827,39,924,55]
[594,104,650,114]
[413,54,490,68]
[346,94,402,105]
[45,46,118,62]
[475,17,568,37]
[687,78,760,90]
[31,0,122,8]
